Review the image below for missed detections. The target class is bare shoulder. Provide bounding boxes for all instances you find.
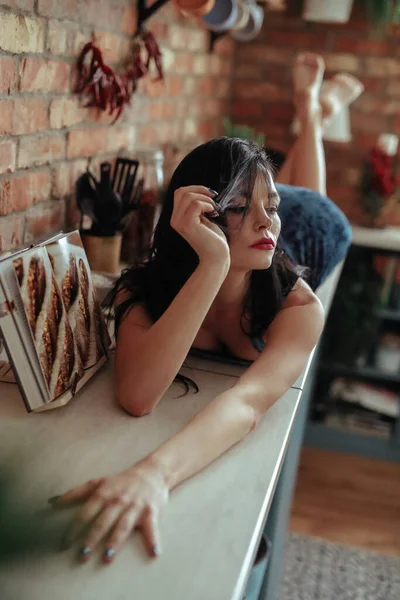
[281,277,323,311]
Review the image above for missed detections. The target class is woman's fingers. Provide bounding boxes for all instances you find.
[102,505,145,565]
[139,509,161,558]
[63,497,105,548]
[78,502,126,563]
[49,478,103,507]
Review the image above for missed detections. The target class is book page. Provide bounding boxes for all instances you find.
[45,231,111,372]
[0,273,46,408]
[12,247,78,400]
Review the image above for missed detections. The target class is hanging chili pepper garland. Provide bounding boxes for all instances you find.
[75,31,164,123]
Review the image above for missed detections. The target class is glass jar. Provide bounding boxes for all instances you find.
[121,149,164,264]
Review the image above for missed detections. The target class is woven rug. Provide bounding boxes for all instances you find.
[280,533,400,600]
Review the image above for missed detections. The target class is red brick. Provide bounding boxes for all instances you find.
[354,133,381,149]
[0,0,34,8]
[231,100,263,119]
[0,13,45,54]
[267,102,294,122]
[0,171,51,215]
[358,76,385,93]
[0,213,24,252]
[216,79,230,98]
[50,96,87,129]
[24,201,66,243]
[38,0,78,19]
[0,140,16,175]
[0,57,17,95]
[187,29,208,53]
[46,20,69,55]
[387,80,400,97]
[234,64,263,79]
[197,77,214,96]
[121,6,137,35]
[351,113,389,134]
[52,159,87,198]
[233,80,290,102]
[19,58,71,93]
[165,76,184,97]
[173,54,194,74]
[19,133,66,168]
[67,126,134,159]
[365,57,400,77]
[150,20,169,43]
[394,117,400,135]
[84,0,123,29]
[333,37,391,56]
[169,24,189,51]
[238,45,294,66]
[14,98,49,134]
[356,97,400,116]
[268,30,329,50]
[0,98,48,135]
[323,53,360,73]
[93,31,122,64]
[0,100,15,135]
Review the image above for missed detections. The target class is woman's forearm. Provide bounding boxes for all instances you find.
[145,389,257,491]
[116,260,229,415]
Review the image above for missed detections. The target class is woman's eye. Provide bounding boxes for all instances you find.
[267,206,279,214]
[226,206,247,214]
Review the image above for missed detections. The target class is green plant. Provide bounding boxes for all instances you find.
[364,0,400,28]
[223,117,265,147]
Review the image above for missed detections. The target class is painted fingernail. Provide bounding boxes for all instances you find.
[48,495,61,504]
[79,546,92,561]
[103,548,116,563]
[208,188,218,196]
[152,544,160,557]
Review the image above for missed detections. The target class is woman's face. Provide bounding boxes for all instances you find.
[224,173,281,271]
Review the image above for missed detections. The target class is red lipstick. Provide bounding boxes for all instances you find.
[250,237,275,250]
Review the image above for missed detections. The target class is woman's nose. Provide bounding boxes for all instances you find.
[254,209,273,230]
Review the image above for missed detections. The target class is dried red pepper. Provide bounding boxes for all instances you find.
[75,31,164,123]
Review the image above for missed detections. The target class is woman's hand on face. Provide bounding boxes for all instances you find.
[171,185,230,267]
[49,459,169,565]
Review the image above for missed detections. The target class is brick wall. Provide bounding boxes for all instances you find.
[231,4,400,226]
[0,1,234,252]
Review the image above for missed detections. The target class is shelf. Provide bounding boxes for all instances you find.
[376,308,400,322]
[304,421,400,463]
[320,362,400,385]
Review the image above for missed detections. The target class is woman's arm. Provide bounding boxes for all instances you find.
[148,280,325,491]
[115,260,228,417]
[53,281,324,563]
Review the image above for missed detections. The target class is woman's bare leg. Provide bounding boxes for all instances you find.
[277,53,326,194]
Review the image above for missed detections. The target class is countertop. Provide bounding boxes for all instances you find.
[0,264,342,600]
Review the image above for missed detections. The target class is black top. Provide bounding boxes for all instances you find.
[187,272,298,367]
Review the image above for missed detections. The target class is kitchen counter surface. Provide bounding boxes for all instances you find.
[0,361,300,600]
[0,263,342,600]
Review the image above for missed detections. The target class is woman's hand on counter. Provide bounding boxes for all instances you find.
[49,458,169,565]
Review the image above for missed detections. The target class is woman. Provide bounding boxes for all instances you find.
[49,53,355,565]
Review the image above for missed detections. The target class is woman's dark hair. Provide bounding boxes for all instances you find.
[104,137,306,396]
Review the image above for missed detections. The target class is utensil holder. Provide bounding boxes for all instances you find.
[81,233,122,275]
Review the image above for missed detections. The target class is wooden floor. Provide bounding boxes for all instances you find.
[289,447,400,557]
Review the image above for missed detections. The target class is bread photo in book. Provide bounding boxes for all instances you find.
[46,231,111,370]
[12,249,82,399]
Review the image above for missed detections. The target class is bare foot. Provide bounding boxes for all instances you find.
[292,52,325,124]
[320,74,364,126]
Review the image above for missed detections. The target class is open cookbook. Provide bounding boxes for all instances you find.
[0,231,112,413]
